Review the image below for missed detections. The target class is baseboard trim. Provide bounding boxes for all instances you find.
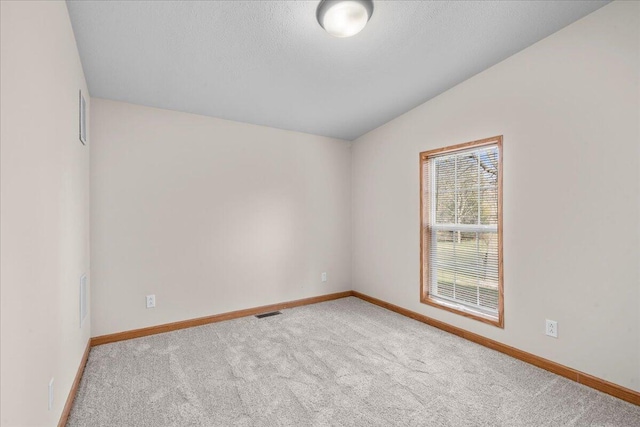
[91,291,354,347]
[58,340,91,427]
[351,291,640,406]
[86,289,639,406]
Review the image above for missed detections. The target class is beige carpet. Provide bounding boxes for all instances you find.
[68,297,640,426]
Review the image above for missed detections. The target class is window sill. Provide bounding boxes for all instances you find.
[420,295,504,328]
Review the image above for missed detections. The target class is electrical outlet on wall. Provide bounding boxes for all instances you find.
[321,272,327,282]
[545,319,558,338]
[80,274,87,328]
[146,294,156,309]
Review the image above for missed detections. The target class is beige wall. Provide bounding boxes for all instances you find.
[0,1,91,426]
[352,1,640,392]
[2,4,637,427]
[90,99,351,337]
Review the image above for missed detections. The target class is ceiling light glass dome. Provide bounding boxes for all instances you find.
[317,0,374,38]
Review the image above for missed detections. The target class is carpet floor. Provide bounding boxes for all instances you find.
[68,297,640,426]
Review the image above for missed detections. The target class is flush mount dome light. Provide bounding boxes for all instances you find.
[317,0,374,38]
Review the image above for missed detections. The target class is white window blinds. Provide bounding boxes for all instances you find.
[423,142,501,318]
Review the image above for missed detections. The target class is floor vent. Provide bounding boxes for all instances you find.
[255,311,281,319]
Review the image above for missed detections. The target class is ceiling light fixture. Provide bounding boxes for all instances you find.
[317,0,374,38]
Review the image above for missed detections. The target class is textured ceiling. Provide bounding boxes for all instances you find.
[66,0,608,140]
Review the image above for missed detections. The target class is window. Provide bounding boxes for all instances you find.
[420,136,503,327]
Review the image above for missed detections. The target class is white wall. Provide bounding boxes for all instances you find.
[90,99,351,337]
[0,1,91,426]
[352,1,640,392]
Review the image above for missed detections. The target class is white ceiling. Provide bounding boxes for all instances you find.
[66,0,608,141]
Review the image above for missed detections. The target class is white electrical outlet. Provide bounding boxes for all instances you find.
[48,378,54,411]
[321,272,327,282]
[146,294,156,309]
[545,319,558,338]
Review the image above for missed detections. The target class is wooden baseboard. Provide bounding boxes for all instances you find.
[86,289,639,407]
[91,291,354,346]
[351,291,640,406]
[58,340,91,427]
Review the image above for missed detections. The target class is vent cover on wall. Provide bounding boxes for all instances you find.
[79,90,87,145]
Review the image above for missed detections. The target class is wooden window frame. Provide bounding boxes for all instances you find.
[420,136,504,328]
